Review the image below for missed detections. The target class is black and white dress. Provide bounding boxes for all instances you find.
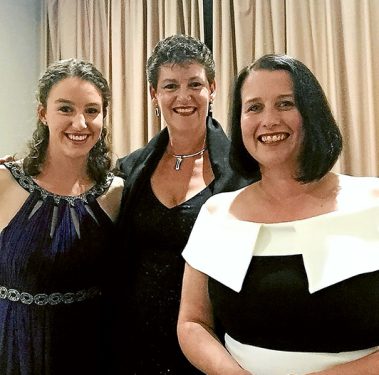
[183,185,379,374]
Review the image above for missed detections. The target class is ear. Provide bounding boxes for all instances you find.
[38,104,47,125]
[149,85,157,101]
[210,81,216,100]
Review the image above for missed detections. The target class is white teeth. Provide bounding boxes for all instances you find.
[67,134,88,141]
[175,108,195,114]
[261,134,287,144]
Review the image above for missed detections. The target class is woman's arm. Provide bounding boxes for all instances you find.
[0,155,15,163]
[309,350,379,375]
[177,263,251,375]
[96,176,124,222]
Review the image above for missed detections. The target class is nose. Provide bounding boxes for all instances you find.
[72,113,87,130]
[262,108,280,129]
[177,88,191,103]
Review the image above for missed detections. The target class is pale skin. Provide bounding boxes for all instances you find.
[0,76,123,232]
[177,69,379,374]
[149,62,216,208]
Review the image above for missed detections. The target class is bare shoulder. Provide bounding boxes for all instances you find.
[0,165,14,194]
[108,175,125,192]
[0,164,9,176]
[0,163,31,231]
[97,176,124,222]
[98,175,124,198]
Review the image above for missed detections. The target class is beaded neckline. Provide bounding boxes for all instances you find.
[4,161,113,206]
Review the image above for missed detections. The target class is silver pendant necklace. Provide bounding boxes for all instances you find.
[168,147,207,171]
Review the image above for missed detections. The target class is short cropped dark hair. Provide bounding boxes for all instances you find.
[229,54,343,183]
[146,34,215,88]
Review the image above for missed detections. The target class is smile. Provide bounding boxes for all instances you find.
[259,133,289,144]
[174,107,196,116]
[66,134,89,142]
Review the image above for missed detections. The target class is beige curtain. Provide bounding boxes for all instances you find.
[212,0,285,137]
[213,0,379,177]
[42,0,110,73]
[42,0,379,175]
[42,0,203,161]
[285,0,379,175]
[110,0,203,159]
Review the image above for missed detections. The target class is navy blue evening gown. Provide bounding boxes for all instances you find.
[0,162,114,375]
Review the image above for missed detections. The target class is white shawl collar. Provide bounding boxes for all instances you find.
[182,190,379,294]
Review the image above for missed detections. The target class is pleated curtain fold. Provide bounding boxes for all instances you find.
[42,0,379,176]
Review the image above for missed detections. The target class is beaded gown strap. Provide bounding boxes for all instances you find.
[4,161,114,205]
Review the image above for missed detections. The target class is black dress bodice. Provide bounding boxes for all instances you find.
[128,180,214,374]
[209,255,379,352]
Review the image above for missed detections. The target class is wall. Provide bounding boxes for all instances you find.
[0,0,41,156]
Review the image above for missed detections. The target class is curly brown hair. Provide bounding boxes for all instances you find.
[23,58,112,184]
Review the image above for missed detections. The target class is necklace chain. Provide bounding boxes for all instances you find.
[168,146,207,171]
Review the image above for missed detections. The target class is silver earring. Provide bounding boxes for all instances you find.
[208,100,213,115]
[155,106,160,117]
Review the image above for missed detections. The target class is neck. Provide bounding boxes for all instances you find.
[36,156,92,195]
[165,129,207,171]
[166,146,207,171]
[258,172,335,202]
[167,128,207,156]
[169,145,207,157]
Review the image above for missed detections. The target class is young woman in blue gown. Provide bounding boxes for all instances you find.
[0,58,123,375]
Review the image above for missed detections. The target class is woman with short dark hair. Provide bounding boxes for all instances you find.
[115,34,253,374]
[178,54,379,374]
[229,54,342,182]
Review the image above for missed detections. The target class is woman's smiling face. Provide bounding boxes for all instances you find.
[39,76,104,161]
[240,69,303,171]
[150,62,215,133]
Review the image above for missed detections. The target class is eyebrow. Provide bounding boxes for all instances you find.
[161,76,205,83]
[188,76,205,81]
[277,93,294,98]
[54,98,73,104]
[54,98,101,106]
[243,93,294,103]
[160,79,177,83]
